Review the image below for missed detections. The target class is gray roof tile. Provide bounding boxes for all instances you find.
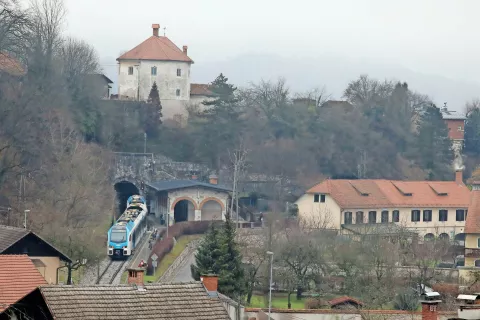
[40,282,231,319]
[147,180,231,192]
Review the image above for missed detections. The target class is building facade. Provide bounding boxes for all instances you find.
[146,176,230,225]
[460,179,480,283]
[0,225,71,284]
[117,24,193,119]
[295,171,471,240]
[442,109,466,153]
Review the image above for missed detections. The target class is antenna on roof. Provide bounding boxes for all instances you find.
[163,26,166,36]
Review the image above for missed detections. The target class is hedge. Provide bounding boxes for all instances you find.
[146,221,220,273]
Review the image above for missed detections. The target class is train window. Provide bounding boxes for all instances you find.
[110,230,127,243]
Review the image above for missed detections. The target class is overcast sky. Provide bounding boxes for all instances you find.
[62,0,480,108]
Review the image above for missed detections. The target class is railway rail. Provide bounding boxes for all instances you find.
[97,260,128,284]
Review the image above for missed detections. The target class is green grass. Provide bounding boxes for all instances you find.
[248,294,306,309]
[143,235,202,283]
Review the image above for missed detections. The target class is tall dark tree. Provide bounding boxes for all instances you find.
[416,104,453,180]
[189,73,244,169]
[190,223,222,280]
[143,81,162,137]
[216,217,245,298]
[465,106,480,155]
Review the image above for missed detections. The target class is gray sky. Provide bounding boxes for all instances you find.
[63,0,480,108]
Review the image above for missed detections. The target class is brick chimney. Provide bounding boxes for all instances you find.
[127,268,145,286]
[183,45,188,55]
[209,175,218,185]
[420,294,441,320]
[456,170,464,185]
[200,274,218,294]
[152,24,160,37]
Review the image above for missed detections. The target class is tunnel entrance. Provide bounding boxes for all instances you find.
[114,181,140,218]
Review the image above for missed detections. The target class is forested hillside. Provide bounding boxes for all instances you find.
[105,74,470,187]
[0,0,112,262]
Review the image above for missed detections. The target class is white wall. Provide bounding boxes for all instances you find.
[295,193,467,237]
[118,59,191,118]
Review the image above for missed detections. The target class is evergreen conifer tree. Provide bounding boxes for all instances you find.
[190,223,222,280]
[465,108,480,155]
[190,73,244,169]
[216,217,245,298]
[143,81,162,137]
[416,104,453,180]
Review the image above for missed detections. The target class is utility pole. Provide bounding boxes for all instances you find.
[24,210,30,229]
[144,132,147,153]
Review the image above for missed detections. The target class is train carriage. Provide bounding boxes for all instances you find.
[107,195,148,258]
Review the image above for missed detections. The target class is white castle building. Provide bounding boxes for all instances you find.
[116,24,213,121]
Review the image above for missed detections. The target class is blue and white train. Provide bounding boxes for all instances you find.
[107,195,148,258]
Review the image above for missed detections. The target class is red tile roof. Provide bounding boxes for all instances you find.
[190,83,214,96]
[466,186,480,233]
[117,36,193,63]
[328,296,364,306]
[0,255,47,312]
[0,52,25,76]
[307,179,470,209]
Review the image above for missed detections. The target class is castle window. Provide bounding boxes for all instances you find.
[477,238,480,248]
[344,212,352,225]
[128,66,133,75]
[423,210,432,222]
[456,209,465,222]
[313,194,319,203]
[475,259,480,267]
[392,210,399,222]
[151,66,157,76]
[176,89,181,97]
[320,195,326,203]
[381,210,388,223]
[439,210,448,222]
[368,211,377,224]
[356,211,364,224]
[177,68,182,77]
[411,210,420,222]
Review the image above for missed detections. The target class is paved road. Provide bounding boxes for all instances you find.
[173,249,197,282]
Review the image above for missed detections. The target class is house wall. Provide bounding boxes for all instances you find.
[296,194,467,237]
[30,256,60,284]
[295,194,342,229]
[117,59,191,119]
[462,233,480,281]
[445,119,465,140]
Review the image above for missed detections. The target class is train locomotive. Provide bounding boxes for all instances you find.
[107,195,148,258]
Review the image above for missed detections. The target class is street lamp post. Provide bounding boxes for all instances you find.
[24,209,30,229]
[267,251,274,319]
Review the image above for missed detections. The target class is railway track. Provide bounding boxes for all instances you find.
[97,259,128,284]
[95,230,151,285]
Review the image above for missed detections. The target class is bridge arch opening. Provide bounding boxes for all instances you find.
[174,200,195,223]
[114,181,140,217]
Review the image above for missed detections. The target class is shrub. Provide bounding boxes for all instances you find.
[393,289,419,311]
[147,221,219,269]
